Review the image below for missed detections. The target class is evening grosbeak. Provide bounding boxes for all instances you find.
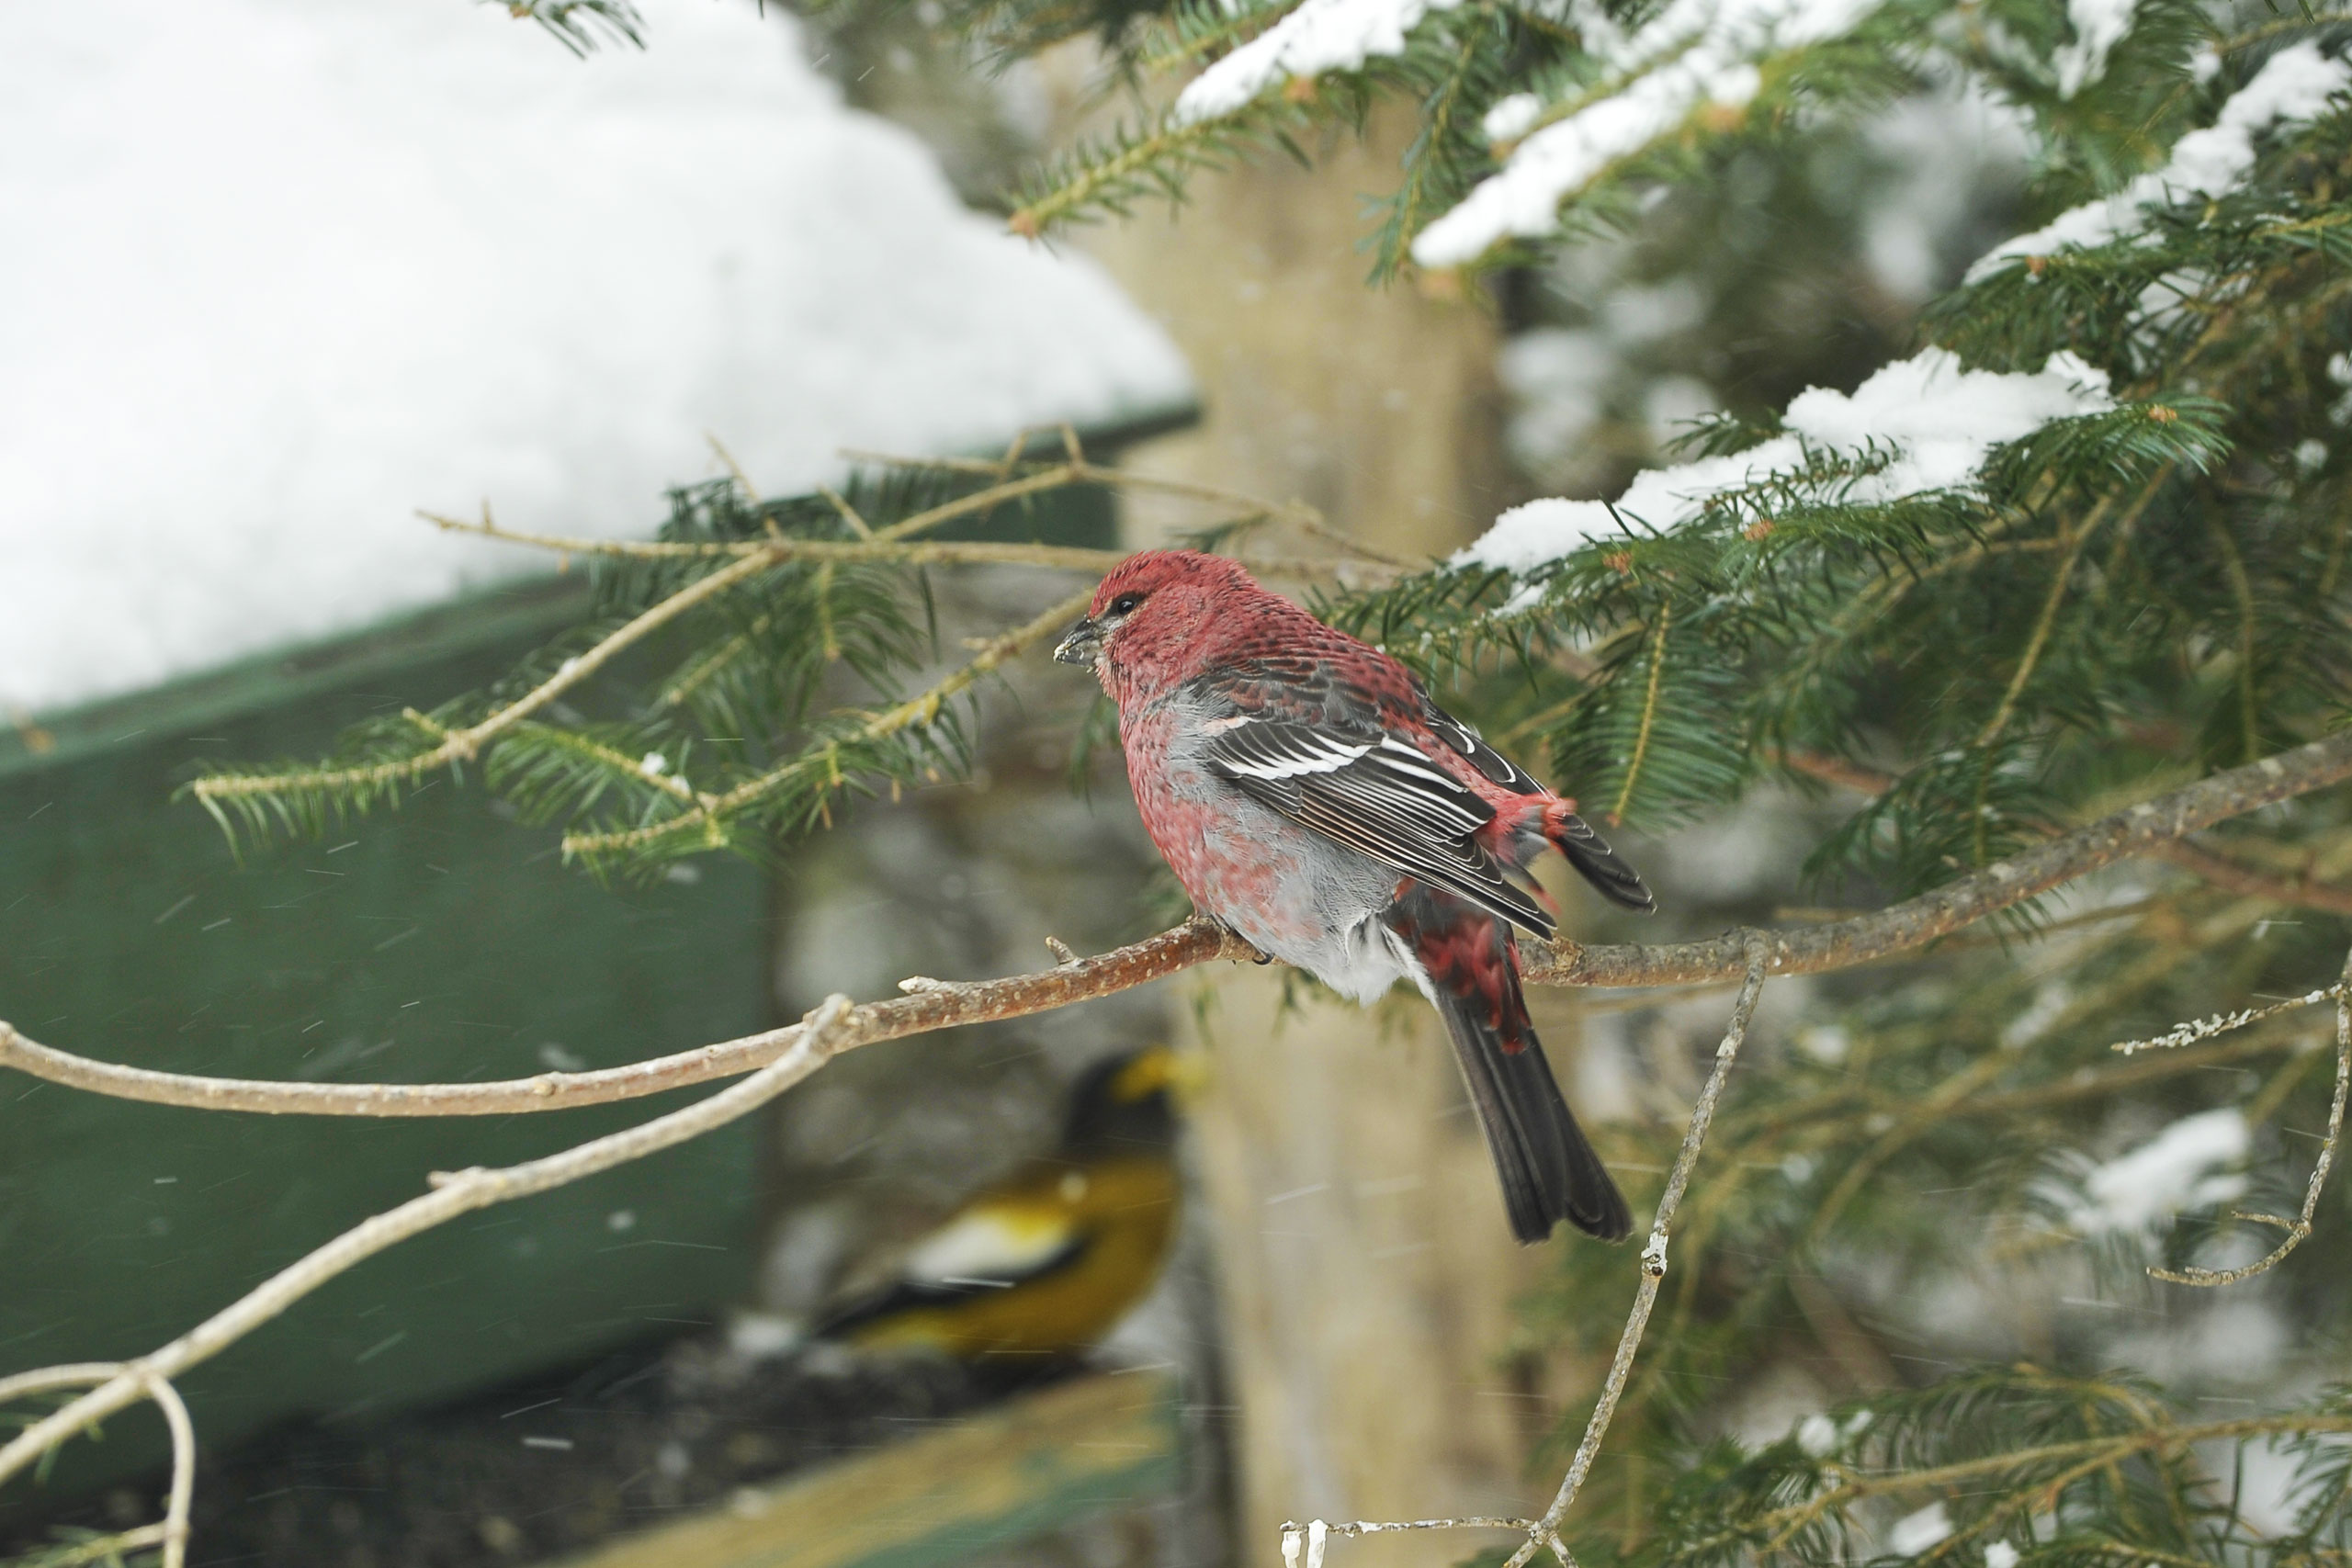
[1054,550,1654,1245]
[815,1045,1182,1359]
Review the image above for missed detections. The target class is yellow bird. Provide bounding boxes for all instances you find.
[815,1045,1184,1360]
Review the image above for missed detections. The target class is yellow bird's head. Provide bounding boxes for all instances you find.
[1062,1043,1197,1154]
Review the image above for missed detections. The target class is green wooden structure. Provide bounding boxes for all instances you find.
[0,458,1154,1527]
[553,1371,1183,1568]
[0,577,772,1510]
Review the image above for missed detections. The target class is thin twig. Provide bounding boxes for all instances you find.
[0,995,860,1496]
[9,1525,174,1567]
[706,434,760,502]
[12,734,2352,1119]
[836,447,1337,542]
[1279,1517,1566,1568]
[1498,936,1768,1568]
[2108,981,2347,1055]
[2149,944,2352,1286]
[0,1364,125,1405]
[421,506,1120,571]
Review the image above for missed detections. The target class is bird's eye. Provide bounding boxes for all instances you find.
[1109,592,1144,615]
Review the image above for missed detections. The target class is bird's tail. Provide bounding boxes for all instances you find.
[1396,889,1633,1244]
[1540,800,1656,913]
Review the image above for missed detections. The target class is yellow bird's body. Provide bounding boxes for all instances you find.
[815,1046,1184,1361]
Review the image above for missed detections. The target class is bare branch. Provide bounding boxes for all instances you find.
[1500,937,1770,1568]
[1278,1517,1565,1567]
[2109,982,2347,1055]
[148,1371,194,1568]
[0,1365,192,1568]
[0,995,861,1506]
[836,447,1329,535]
[1272,940,1770,1568]
[2149,944,2352,1287]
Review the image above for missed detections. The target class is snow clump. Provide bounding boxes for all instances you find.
[1176,0,1465,121]
[1,0,1193,716]
[2065,1108,2251,1235]
[1455,347,2113,573]
[1412,0,1888,267]
[1970,43,2352,281]
[1889,1503,1953,1555]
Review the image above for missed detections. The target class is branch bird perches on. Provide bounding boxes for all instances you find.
[11,727,2350,1118]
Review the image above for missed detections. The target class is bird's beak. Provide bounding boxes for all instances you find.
[1053,615,1102,668]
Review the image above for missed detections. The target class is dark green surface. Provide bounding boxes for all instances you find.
[0,579,771,1514]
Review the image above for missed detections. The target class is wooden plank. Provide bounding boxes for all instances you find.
[554,1370,1181,1568]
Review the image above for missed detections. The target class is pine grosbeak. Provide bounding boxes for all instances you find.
[1055,549,1654,1243]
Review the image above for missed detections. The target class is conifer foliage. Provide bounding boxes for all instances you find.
[188,1,2352,1565]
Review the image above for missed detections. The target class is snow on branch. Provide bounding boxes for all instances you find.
[1174,0,1461,121]
[1967,41,2352,282]
[2052,0,2140,97]
[1409,0,1885,268]
[1454,347,2114,575]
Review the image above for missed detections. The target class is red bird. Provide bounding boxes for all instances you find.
[1054,549,1654,1244]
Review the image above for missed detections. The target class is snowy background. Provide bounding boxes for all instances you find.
[0,0,1193,716]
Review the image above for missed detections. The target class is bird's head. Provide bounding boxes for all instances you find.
[1061,1043,1195,1155]
[1053,549,1283,703]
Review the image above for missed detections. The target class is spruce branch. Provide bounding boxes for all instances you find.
[1781,750,2352,915]
[496,0,644,55]
[1138,0,1301,76]
[1740,1410,2352,1551]
[1005,105,1304,238]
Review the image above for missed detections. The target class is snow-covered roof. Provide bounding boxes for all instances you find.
[1,0,1193,716]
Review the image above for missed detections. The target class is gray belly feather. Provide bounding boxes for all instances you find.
[1160,736,1417,1004]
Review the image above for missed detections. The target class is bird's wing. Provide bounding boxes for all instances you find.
[899,1201,1082,1290]
[1202,717,1555,938]
[814,1194,1090,1341]
[1419,694,1655,912]
[1416,696,1541,792]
